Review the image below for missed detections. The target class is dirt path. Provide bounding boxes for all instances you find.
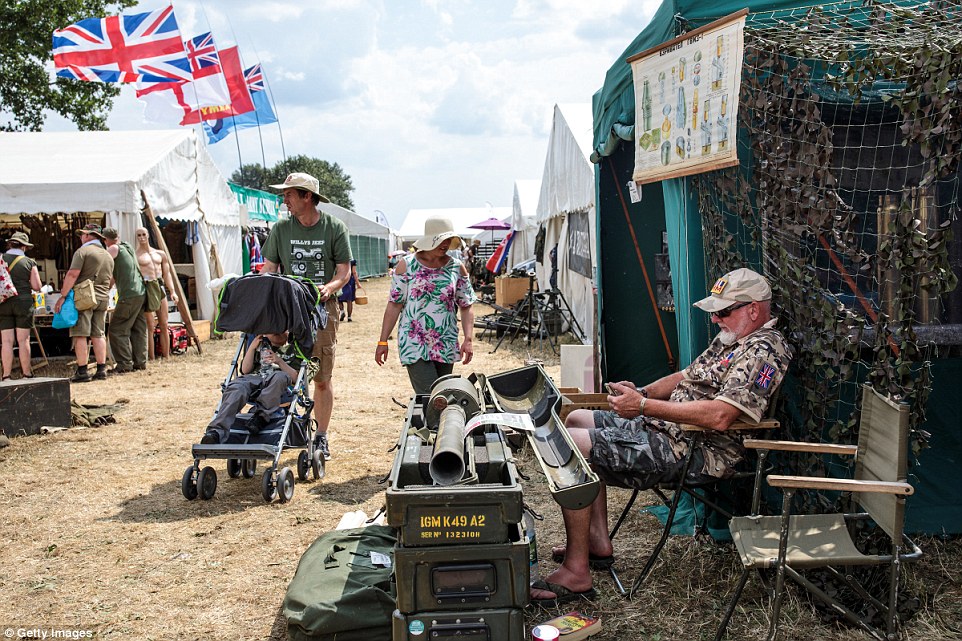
[0,275,564,640]
[1,275,957,640]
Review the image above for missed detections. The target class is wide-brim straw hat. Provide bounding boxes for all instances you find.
[413,217,463,251]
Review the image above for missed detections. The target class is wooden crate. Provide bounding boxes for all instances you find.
[495,277,531,308]
[558,392,609,422]
[192,319,211,342]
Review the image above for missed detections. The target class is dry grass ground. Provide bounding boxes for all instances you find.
[0,275,959,640]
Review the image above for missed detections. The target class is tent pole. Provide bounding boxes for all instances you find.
[141,191,203,355]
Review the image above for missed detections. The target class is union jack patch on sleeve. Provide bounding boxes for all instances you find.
[755,363,777,389]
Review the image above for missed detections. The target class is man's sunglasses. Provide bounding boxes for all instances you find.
[714,301,752,318]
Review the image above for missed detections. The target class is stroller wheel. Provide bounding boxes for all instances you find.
[181,466,198,500]
[262,469,277,502]
[312,449,325,481]
[227,459,242,478]
[242,459,257,478]
[198,466,217,500]
[277,467,295,503]
[297,451,310,481]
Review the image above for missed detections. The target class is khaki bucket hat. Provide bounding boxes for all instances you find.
[9,231,33,248]
[693,268,772,313]
[269,172,331,203]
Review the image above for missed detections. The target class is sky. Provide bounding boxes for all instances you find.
[47,0,662,228]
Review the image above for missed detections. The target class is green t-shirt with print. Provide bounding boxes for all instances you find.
[262,214,352,287]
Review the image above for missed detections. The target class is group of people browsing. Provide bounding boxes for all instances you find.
[0,224,177,382]
[48,223,178,382]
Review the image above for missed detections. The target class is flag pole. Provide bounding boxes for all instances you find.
[253,48,287,163]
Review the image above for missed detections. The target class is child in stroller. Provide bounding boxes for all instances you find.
[201,331,300,445]
[184,272,324,503]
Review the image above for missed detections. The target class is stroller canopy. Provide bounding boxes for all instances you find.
[215,273,321,354]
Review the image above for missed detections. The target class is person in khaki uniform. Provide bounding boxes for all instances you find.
[103,228,147,373]
[530,267,793,607]
[54,223,115,382]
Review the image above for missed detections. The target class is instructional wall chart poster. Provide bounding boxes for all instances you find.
[629,9,747,185]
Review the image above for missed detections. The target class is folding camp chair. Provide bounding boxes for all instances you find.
[607,415,779,597]
[715,384,923,641]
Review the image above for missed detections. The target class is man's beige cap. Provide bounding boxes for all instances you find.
[269,172,331,203]
[693,267,772,313]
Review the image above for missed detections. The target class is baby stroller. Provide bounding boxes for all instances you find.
[182,273,325,503]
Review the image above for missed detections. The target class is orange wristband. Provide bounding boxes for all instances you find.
[377,341,389,347]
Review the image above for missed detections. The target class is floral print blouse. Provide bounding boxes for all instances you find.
[389,254,476,365]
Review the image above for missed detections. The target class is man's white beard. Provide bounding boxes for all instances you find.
[718,328,738,345]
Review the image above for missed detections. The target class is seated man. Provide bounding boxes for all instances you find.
[531,268,793,607]
[201,332,302,445]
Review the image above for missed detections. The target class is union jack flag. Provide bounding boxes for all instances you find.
[245,64,265,92]
[184,32,220,73]
[52,5,191,83]
[754,363,777,390]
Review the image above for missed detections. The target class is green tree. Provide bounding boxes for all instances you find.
[1,0,137,132]
[230,154,355,210]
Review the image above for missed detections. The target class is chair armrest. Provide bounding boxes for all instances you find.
[681,418,779,433]
[767,475,914,495]
[744,439,859,456]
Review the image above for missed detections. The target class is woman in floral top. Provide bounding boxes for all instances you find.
[375,218,476,394]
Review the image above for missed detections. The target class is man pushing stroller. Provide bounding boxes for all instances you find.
[201,331,302,445]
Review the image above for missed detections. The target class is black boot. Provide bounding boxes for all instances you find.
[71,366,91,383]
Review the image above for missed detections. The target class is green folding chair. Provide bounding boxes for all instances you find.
[716,384,923,641]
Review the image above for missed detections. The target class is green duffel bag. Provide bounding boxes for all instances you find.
[284,525,396,641]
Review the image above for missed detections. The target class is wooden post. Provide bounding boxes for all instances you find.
[141,192,203,354]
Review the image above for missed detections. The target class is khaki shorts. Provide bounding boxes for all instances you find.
[311,298,340,382]
[70,301,109,338]
[0,298,35,330]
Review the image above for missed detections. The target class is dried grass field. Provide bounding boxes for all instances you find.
[1,275,959,640]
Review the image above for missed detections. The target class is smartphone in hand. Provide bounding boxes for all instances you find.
[605,382,622,396]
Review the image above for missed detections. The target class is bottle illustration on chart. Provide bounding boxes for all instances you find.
[642,79,652,131]
[712,34,725,91]
[701,99,712,154]
[676,86,686,130]
[717,94,730,151]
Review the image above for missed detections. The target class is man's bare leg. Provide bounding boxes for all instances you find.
[91,336,107,365]
[156,301,171,358]
[314,379,334,453]
[145,312,156,359]
[531,417,608,599]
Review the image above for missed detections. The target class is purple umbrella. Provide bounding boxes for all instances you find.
[468,216,511,243]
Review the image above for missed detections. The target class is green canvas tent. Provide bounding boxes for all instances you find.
[591,0,962,534]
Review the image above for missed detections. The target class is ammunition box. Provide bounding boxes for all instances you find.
[394,523,529,613]
[387,408,523,547]
[392,607,525,641]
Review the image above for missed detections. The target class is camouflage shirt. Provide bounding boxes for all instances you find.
[649,319,793,477]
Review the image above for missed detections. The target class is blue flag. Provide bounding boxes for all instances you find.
[203,64,277,143]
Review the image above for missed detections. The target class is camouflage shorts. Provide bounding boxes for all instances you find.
[589,411,687,490]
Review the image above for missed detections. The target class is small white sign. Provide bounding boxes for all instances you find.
[627,180,642,203]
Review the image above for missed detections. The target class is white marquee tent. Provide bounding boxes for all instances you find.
[507,179,541,269]
[398,207,512,246]
[535,103,596,344]
[0,129,241,320]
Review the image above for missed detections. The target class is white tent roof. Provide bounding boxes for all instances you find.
[318,201,390,238]
[0,129,239,226]
[512,179,541,231]
[398,206,512,242]
[536,103,595,223]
